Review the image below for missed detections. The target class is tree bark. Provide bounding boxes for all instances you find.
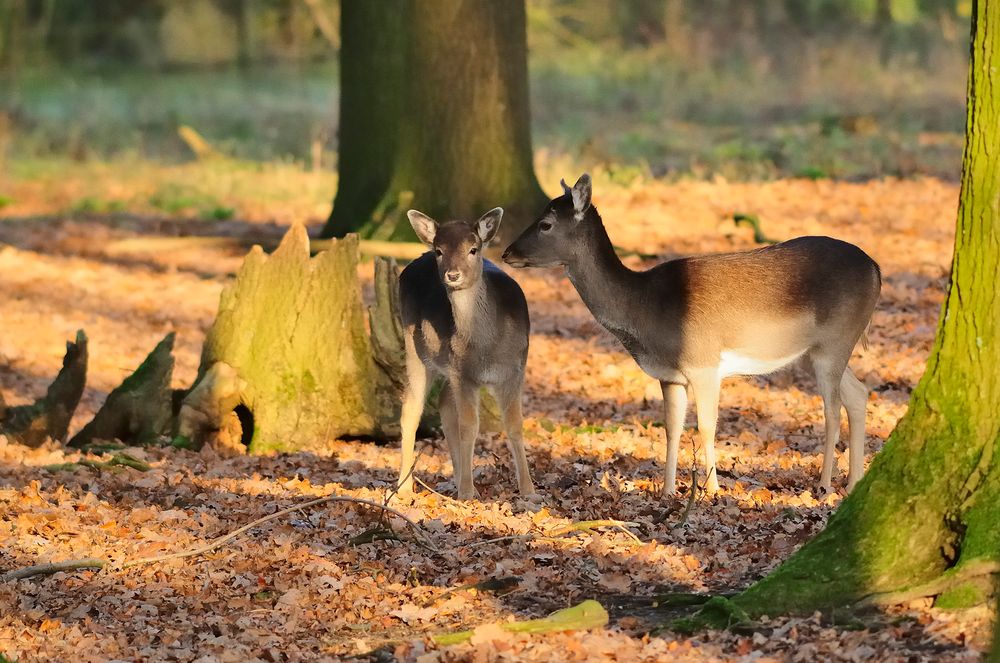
[728,0,1000,618]
[322,0,547,244]
[323,0,405,239]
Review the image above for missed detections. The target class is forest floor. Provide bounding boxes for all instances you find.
[0,162,993,661]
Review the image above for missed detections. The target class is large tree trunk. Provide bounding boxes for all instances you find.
[731,0,1000,617]
[322,0,547,244]
[322,0,405,239]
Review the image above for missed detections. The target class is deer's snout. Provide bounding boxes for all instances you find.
[445,270,462,284]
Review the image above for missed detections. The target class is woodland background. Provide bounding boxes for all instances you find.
[0,1,993,661]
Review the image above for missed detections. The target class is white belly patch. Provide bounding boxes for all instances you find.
[719,349,807,377]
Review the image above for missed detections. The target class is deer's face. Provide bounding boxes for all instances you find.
[503,174,592,269]
[408,208,503,291]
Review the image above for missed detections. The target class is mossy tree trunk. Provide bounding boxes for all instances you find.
[732,0,1000,617]
[321,0,547,244]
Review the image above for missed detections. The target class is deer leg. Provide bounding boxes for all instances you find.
[661,380,688,498]
[811,353,846,492]
[494,377,535,496]
[439,381,461,474]
[840,368,869,491]
[398,333,429,495]
[688,370,721,494]
[453,380,480,500]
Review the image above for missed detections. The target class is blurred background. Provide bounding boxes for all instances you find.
[0,0,970,192]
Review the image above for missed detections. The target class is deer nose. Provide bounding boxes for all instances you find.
[445,270,461,283]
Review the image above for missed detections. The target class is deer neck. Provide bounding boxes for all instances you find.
[447,277,487,346]
[564,212,639,331]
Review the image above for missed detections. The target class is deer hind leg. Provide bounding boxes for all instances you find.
[398,332,429,495]
[810,351,848,492]
[688,370,721,494]
[453,380,481,500]
[839,368,869,491]
[493,375,535,496]
[661,381,688,499]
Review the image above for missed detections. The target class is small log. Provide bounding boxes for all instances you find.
[68,333,175,448]
[103,235,427,261]
[1,330,88,447]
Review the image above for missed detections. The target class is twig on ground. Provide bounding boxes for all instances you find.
[414,475,447,499]
[2,494,438,583]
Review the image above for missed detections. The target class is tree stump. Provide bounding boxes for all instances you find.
[68,333,175,448]
[1,330,88,447]
[196,224,379,453]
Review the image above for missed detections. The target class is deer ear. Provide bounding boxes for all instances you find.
[476,207,503,245]
[407,210,437,246]
[571,173,592,217]
[560,178,572,197]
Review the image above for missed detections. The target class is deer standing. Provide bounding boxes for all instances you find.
[503,174,880,496]
[397,207,535,500]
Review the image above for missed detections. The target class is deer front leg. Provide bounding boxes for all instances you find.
[688,370,721,494]
[398,333,429,495]
[439,380,461,472]
[661,380,687,499]
[453,380,481,500]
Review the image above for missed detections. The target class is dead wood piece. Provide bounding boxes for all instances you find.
[68,333,175,448]
[0,330,88,447]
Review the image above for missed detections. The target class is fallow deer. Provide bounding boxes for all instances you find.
[397,208,534,500]
[503,174,880,497]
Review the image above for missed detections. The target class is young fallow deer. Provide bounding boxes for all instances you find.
[397,207,535,500]
[503,174,880,497]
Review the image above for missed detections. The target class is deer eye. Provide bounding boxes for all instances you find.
[434,248,442,257]
[539,220,553,233]
[469,247,478,256]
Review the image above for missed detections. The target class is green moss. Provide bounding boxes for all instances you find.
[934,581,990,610]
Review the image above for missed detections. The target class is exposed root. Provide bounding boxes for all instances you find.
[857,559,1000,607]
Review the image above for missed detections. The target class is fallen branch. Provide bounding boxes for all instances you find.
[1,558,108,581]
[44,453,152,473]
[2,494,438,583]
[104,235,427,261]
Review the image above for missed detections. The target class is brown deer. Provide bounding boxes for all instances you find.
[503,174,880,497]
[397,207,534,500]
